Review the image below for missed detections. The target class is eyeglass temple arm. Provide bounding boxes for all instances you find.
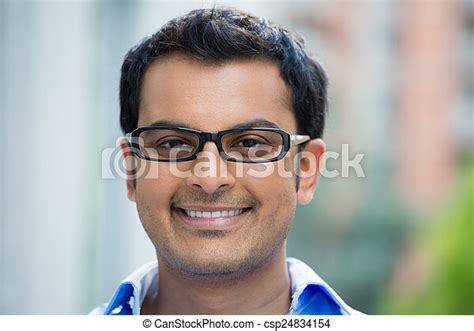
[290,134,311,147]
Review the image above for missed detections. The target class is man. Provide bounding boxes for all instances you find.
[90,7,361,315]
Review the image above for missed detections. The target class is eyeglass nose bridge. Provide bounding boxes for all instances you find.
[195,131,226,156]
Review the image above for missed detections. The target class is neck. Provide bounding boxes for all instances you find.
[141,248,291,315]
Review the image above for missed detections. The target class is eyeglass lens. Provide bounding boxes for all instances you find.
[137,129,284,162]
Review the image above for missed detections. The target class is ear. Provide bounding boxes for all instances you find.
[296,139,326,205]
[120,138,137,202]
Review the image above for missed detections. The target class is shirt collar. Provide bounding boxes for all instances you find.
[95,257,360,315]
[286,257,361,315]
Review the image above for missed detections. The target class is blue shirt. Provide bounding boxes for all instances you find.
[89,257,362,315]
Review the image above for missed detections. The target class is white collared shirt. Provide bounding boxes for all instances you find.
[89,257,362,315]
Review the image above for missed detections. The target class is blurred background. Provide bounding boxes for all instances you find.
[0,0,472,314]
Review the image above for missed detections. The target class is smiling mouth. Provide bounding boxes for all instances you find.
[172,206,253,230]
[181,208,250,218]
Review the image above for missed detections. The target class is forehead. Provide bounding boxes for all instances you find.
[138,55,296,132]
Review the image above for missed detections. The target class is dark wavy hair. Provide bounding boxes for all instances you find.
[120,7,328,139]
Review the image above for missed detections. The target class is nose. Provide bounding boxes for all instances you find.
[186,141,236,194]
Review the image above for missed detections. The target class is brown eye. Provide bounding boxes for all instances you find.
[232,136,272,149]
[157,139,189,149]
[240,139,258,148]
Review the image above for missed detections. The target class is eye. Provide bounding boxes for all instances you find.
[154,138,193,150]
[239,139,259,148]
[233,137,272,148]
[160,139,186,148]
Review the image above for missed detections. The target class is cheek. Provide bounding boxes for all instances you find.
[135,163,182,214]
[241,161,297,206]
[134,164,185,245]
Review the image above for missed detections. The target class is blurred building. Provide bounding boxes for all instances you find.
[286,0,472,313]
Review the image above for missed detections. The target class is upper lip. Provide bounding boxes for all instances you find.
[174,205,251,212]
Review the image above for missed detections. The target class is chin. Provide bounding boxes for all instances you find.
[160,242,280,283]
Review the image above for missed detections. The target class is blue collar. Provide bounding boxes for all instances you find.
[89,257,361,315]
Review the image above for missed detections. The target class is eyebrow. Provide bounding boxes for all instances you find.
[144,119,281,131]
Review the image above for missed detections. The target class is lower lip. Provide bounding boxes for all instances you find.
[172,208,252,230]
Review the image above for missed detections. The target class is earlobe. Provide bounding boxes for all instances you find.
[296,139,326,205]
[120,139,137,202]
[126,179,137,202]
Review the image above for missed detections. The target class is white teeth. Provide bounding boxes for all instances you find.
[183,208,246,218]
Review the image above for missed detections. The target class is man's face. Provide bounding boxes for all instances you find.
[127,55,319,280]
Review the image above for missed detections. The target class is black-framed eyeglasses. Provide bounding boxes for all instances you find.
[126,126,310,163]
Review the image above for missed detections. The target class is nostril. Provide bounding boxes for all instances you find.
[190,182,232,195]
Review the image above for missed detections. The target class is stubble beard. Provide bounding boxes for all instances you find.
[136,186,295,285]
[138,205,293,286]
